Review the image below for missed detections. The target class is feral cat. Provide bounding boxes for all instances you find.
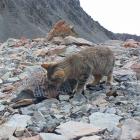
[41,46,115,94]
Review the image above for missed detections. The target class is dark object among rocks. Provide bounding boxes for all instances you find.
[10,79,77,108]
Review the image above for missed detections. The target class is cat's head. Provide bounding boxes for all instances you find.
[41,63,65,89]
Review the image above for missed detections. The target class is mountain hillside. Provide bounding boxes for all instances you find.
[0,0,116,43]
[0,0,140,42]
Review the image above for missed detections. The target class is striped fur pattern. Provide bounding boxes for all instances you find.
[41,46,115,94]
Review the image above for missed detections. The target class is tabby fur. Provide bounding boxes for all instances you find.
[41,46,115,94]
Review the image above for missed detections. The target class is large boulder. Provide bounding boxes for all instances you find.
[46,20,77,41]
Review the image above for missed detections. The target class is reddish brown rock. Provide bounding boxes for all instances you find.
[131,63,140,80]
[123,39,140,48]
[46,20,77,41]
[131,63,140,72]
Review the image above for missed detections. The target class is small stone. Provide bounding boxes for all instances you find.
[31,111,47,129]
[1,72,12,81]
[51,37,64,45]
[91,95,108,107]
[60,45,80,56]
[105,107,117,114]
[70,93,86,105]
[59,102,72,114]
[20,135,41,140]
[27,126,41,133]
[40,133,68,140]
[20,105,35,115]
[89,112,122,131]
[14,127,25,137]
[0,104,5,111]
[0,78,3,84]
[79,135,101,140]
[54,114,64,119]
[5,38,19,47]
[59,95,70,101]
[33,49,48,57]
[7,77,20,83]
[113,70,135,83]
[112,127,122,140]
[2,85,14,93]
[18,72,28,80]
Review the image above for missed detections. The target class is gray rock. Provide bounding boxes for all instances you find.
[79,135,101,140]
[105,107,117,114]
[20,105,35,115]
[0,126,18,140]
[27,126,41,133]
[36,99,59,109]
[54,114,65,119]
[18,72,28,80]
[70,93,86,105]
[113,70,136,83]
[40,133,69,140]
[0,78,3,84]
[30,112,60,132]
[111,127,121,140]
[0,104,5,111]
[3,38,18,47]
[7,77,20,83]
[59,102,72,114]
[119,119,140,140]
[14,127,25,137]
[60,45,80,56]
[1,71,12,81]
[51,37,64,45]
[31,111,47,129]
[55,121,103,139]
[89,112,122,131]
[59,95,70,101]
[63,36,94,46]
[79,104,93,114]
[4,114,31,129]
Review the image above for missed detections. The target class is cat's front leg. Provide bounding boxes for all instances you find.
[76,73,89,94]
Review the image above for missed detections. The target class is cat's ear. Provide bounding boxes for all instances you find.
[53,70,65,79]
[41,62,57,70]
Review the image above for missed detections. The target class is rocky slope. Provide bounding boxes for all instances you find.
[0,0,116,43]
[0,35,140,139]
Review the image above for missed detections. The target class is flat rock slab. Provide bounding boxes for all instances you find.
[55,121,103,139]
[21,135,42,140]
[120,119,140,140]
[63,36,94,46]
[89,112,122,131]
[4,114,31,129]
[0,126,18,140]
[40,133,68,140]
[79,135,101,140]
